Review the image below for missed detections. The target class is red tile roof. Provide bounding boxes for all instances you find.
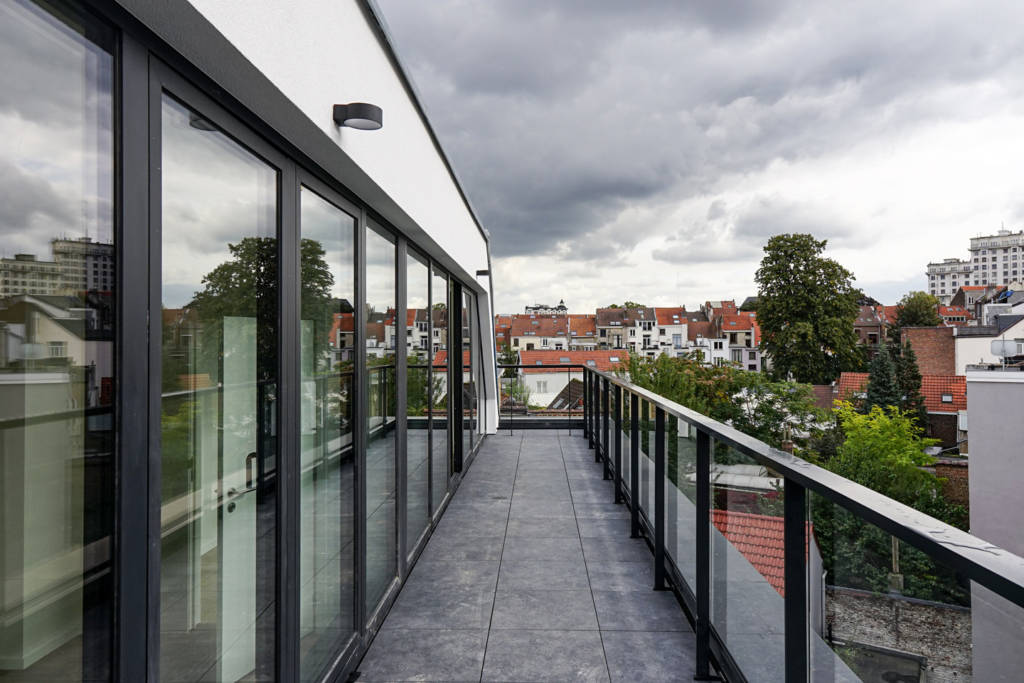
[517,349,628,373]
[510,315,569,338]
[921,375,966,413]
[687,321,714,342]
[568,314,597,337]
[836,372,868,401]
[712,510,811,597]
[654,307,688,326]
[432,350,470,368]
[720,314,754,331]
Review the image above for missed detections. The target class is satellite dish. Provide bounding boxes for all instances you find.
[991,340,1017,357]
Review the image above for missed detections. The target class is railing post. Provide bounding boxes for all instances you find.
[583,370,590,442]
[588,371,595,451]
[630,393,640,538]
[695,429,713,680]
[654,406,666,590]
[613,384,622,504]
[594,375,601,462]
[785,479,808,683]
[602,378,610,480]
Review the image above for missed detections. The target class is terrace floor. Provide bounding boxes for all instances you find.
[357,429,697,682]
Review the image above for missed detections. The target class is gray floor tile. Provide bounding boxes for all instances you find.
[405,559,500,590]
[358,629,487,682]
[419,533,504,562]
[492,588,599,630]
[576,516,632,538]
[582,536,651,563]
[571,502,631,519]
[482,630,609,682]
[586,561,657,591]
[602,630,696,682]
[510,498,576,517]
[502,535,584,563]
[505,513,580,537]
[382,583,495,630]
[592,590,688,631]
[497,559,590,591]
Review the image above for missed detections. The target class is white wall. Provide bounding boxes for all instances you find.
[955,320,1024,374]
[186,0,498,432]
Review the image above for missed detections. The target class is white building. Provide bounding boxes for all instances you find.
[517,349,628,407]
[929,228,1024,304]
[953,315,1024,373]
[926,257,971,305]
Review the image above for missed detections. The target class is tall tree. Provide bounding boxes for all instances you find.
[896,341,928,428]
[865,344,901,412]
[755,233,861,384]
[499,341,518,378]
[887,291,942,344]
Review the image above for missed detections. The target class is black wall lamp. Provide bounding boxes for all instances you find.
[333,102,383,130]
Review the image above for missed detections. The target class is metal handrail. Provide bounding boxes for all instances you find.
[580,365,1024,682]
[585,366,1024,604]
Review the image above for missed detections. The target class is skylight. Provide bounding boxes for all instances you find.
[560,357,571,363]
[609,356,619,362]
[586,360,596,366]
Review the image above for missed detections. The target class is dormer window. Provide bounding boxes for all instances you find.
[941,394,953,403]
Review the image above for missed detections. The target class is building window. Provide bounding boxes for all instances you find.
[47,340,66,357]
[941,393,953,403]
[672,333,682,347]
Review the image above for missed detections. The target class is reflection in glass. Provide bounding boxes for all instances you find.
[159,96,277,681]
[429,268,450,516]
[0,2,114,679]
[709,442,785,679]
[365,225,396,611]
[405,252,431,556]
[298,188,356,681]
[462,290,475,457]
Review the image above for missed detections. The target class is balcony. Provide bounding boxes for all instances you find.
[358,367,1024,682]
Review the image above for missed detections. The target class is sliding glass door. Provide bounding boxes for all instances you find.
[406,252,431,557]
[0,2,115,679]
[364,225,397,612]
[158,94,278,682]
[429,268,451,516]
[298,187,357,681]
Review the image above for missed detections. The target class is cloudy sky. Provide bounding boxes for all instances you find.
[375,0,1024,313]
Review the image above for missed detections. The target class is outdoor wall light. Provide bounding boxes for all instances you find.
[333,102,383,130]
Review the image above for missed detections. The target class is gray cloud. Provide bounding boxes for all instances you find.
[376,0,1024,303]
[0,159,75,233]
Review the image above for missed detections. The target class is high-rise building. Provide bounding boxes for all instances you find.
[927,229,1024,304]
[926,257,971,305]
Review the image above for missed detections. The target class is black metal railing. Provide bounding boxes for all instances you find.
[580,366,1024,682]
[496,363,586,432]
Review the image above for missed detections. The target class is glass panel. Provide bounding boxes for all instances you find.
[666,418,699,589]
[159,96,277,681]
[461,289,474,456]
[0,2,114,679]
[810,494,1001,682]
[405,252,430,557]
[638,400,654,516]
[298,188,356,681]
[364,225,396,611]
[709,443,785,680]
[620,393,631,496]
[429,268,449,516]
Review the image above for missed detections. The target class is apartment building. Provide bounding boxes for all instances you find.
[928,228,1024,303]
[508,313,570,350]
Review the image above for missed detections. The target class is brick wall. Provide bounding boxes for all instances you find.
[902,327,955,375]
[827,588,971,682]
[926,413,959,450]
[934,460,969,508]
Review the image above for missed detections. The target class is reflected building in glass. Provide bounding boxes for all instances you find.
[0,0,495,681]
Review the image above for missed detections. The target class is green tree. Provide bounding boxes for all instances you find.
[895,341,927,428]
[812,402,968,604]
[887,291,942,344]
[755,234,861,384]
[864,344,900,412]
[499,341,518,378]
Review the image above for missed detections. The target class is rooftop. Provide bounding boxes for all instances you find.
[357,431,694,682]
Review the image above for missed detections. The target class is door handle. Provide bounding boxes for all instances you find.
[245,451,257,489]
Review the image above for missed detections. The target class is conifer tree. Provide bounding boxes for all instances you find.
[896,341,928,429]
[865,344,900,412]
